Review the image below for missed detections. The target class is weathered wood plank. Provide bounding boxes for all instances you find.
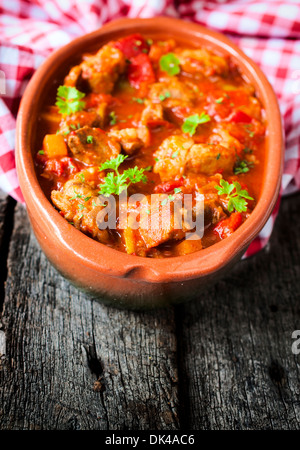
[180,193,300,430]
[0,202,179,430]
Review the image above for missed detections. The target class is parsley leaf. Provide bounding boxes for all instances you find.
[234,159,254,175]
[55,85,85,115]
[182,113,211,136]
[86,135,93,144]
[98,155,148,197]
[159,53,180,76]
[215,179,253,213]
[159,91,171,101]
[109,111,117,125]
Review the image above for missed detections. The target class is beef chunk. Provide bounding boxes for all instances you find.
[68,126,120,166]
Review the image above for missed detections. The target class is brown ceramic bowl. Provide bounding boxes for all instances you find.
[16,17,283,309]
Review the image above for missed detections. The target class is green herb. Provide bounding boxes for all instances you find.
[78,173,85,182]
[171,150,179,159]
[78,214,83,219]
[182,113,211,136]
[69,165,75,169]
[234,159,254,175]
[174,187,182,194]
[154,157,160,162]
[159,91,171,102]
[132,97,145,104]
[216,97,224,104]
[86,135,93,144]
[70,124,77,130]
[38,150,44,155]
[216,153,221,160]
[159,53,180,76]
[84,196,91,202]
[243,147,253,154]
[70,191,83,200]
[109,111,117,125]
[215,179,253,213]
[98,155,148,197]
[161,198,168,206]
[78,204,86,210]
[55,85,85,115]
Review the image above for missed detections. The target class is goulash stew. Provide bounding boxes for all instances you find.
[35,34,266,258]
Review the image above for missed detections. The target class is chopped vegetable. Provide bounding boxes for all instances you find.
[182,113,211,136]
[127,53,155,90]
[215,179,253,212]
[55,85,85,115]
[159,53,180,76]
[213,212,243,239]
[229,110,252,124]
[42,134,68,158]
[113,34,149,58]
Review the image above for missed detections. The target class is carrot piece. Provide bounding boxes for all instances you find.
[43,134,68,158]
[174,239,202,256]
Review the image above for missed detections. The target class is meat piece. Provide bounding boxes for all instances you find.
[108,127,150,155]
[51,169,110,243]
[210,126,243,155]
[64,65,82,88]
[141,101,164,125]
[148,78,196,107]
[59,110,101,135]
[68,126,120,166]
[176,48,228,77]
[80,45,126,94]
[139,194,186,249]
[153,135,194,181]
[186,143,236,175]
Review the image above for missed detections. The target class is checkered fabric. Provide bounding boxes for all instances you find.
[0,0,299,257]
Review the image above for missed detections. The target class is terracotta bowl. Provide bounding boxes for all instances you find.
[16,17,283,309]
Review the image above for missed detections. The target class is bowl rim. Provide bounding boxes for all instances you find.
[16,17,284,283]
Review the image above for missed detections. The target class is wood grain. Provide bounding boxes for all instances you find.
[0,190,299,430]
[0,201,179,430]
[179,193,300,430]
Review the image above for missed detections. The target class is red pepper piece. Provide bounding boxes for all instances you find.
[45,157,79,177]
[114,34,149,59]
[154,178,184,193]
[127,53,155,90]
[228,110,252,123]
[213,212,243,239]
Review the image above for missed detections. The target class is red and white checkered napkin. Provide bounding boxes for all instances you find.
[1,0,299,257]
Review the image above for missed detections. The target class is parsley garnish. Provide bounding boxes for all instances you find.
[109,111,117,125]
[55,85,85,115]
[171,150,179,159]
[159,91,171,101]
[216,97,224,104]
[174,187,182,194]
[78,173,85,182]
[38,150,44,155]
[234,159,254,175]
[182,113,211,136]
[215,179,253,213]
[159,53,180,76]
[132,97,145,104]
[98,155,148,197]
[86,135,93,144]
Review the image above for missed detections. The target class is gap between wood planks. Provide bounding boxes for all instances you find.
[0,194,16,314]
